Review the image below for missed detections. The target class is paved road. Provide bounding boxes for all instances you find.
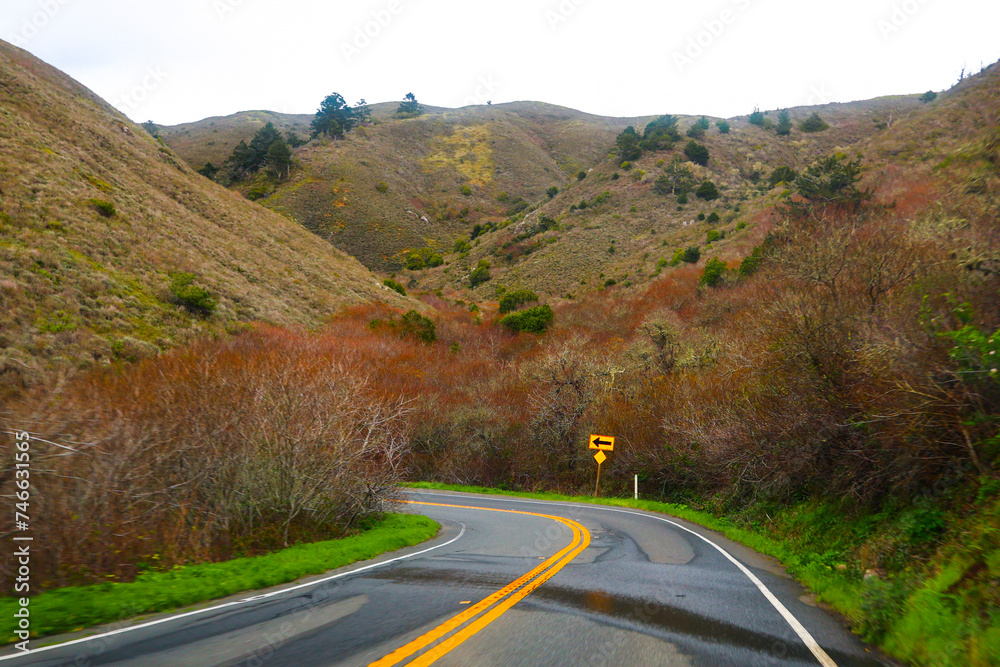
[2,490,894,666]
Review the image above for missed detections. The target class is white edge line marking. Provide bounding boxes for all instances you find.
[412,492,838,667]
[0,523,467,662]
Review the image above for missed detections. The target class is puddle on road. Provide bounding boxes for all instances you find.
[369,567,887,666]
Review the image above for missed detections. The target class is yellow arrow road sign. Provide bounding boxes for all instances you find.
[589,434,615,451]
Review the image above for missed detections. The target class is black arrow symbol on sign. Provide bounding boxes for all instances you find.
[592,437,613,448]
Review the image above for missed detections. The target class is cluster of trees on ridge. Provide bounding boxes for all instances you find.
[195,91,425,187]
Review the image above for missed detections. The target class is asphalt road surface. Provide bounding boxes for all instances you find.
[2,490,896,666]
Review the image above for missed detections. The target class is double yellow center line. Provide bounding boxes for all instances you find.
[368,501,591,667]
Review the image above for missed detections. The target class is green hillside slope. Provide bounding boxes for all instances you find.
[0,40,407,395]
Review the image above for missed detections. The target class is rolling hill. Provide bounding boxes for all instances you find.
[0,39,410,395]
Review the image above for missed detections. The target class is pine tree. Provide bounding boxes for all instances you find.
[397,92,423,118]
[615,126,642,161]
[776,109,792,136]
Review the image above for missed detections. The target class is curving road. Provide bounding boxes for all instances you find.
[2,490,895,666]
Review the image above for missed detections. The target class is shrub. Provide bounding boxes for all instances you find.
[375,181,389,193]
[615,126,642,161]
[716,120,731,134]
[460,185,472,196]
[677,192,688,205]
[604,278,617,287]
[168,272,216,316]
[919,90,938,103]
[620,161,632,171]
[546,186,559,198]
[247,185,268,201]
[695,180,720,200]
[700,257,727,287]
[399,310,436,343]
[749,106,765,126]
[686,124,705,139]
[799,112,830,133]
[791,154,870,208]
[682,246,701,263]
[696,116,711,131]
[776,109,792,136]
[383,279,406,296]
[707,212,720,224]
[469,260,491,287]
[406,253,426,270]
[706,229,721,243]
[769,166,798,187]
[684,141,709,166]
[426,253,444,268]
[611,172,620,180]
[453,237,471,253]
[496,191,509,202]
[639,115,681,151]
[498,289,539,313]
[87,199,116,218]
[577,171,587,181]
[500,305,554,333]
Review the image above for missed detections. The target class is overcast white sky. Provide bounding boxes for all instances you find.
[3,0,999,125]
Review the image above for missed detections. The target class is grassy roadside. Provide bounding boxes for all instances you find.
[1,513,438,643]
[406,481,1000,666]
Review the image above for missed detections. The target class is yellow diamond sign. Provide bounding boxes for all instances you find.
[593,450,607,465]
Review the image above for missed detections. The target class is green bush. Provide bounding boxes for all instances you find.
[676,192,688,205]
[611,172,620,181]
[469,260,491,287]
[684,141,709,166]
[700,257,727,287]
[399,310,436,343]
[615,126,642,161]
[640,115,681,151]
[496,191,509,202]
[406,253,426,270]
[706,229,721,243]
[682,246,701,264]
[776,109,792,136]
[716,120,731,134]
[919,90,938,103]
[686,124,705,139]
[453,237,471,253]
[577,171,587,181]
[247,185,268,201]
[695,180,720,200]
[620,161,632,171]
[499,289,539,313]
[500,304,554,333]
[706,212,720,224]
[749,106,765,126]
[375,181,389,193]
[383,279,406,296]
[87,199,116,218]
[460,185,472,196]
[769,166,798,187]
[697,213,706,221]
[168,272,216,316]
[546,186,559,198]
[799,112,830,133]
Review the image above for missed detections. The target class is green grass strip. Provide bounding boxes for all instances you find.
[1,513,438,643]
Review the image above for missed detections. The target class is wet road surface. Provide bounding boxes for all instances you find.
[1,490,896,666]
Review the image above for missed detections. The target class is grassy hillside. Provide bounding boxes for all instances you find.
[161,102,658,271]
[404,94,926,301]
[0,40,409,395]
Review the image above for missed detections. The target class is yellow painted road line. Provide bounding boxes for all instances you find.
[408,518,591,667]
[368,501,590,667]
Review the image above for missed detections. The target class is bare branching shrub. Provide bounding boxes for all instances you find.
[0,329,410,590]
